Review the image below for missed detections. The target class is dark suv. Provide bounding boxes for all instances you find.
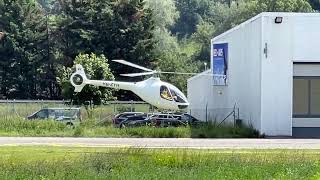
[146,113,186,127]
[173,113,202,125]
[119,114,151,128]
[112,112,145,127]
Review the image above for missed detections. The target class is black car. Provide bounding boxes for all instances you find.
[174,113,204,126]
[120,119,151,128]
[119,114,150,128]
[118,112,203,128]
[147,113,187,128]
[112,112,145,127]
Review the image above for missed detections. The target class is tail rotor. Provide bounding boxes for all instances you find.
[70,64,88,92]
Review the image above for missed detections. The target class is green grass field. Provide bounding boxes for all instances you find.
[0,117,261,138]
[0,146,320,179]
[0,102,261,138]
[0,102,151,120]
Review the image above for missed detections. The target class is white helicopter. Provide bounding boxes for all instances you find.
[70,60,198,110]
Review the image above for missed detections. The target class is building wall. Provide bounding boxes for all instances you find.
[212,17,263,130]
[188,15,263,131]
[293,16,320,62]
[188,13,320,136]
[259,15,293,136]
[187,70,213,121]
[260,14,320,136]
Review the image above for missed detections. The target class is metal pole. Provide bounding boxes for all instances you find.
[13,99,15,114]
[205,103,208,123]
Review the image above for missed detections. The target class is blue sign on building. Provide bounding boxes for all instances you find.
[212,43,228,85]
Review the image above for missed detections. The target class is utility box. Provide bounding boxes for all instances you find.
[188,12,320,137]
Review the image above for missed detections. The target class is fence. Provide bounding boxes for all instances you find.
[190,107,240,126]
[1,100,240,126]
[0,100,151,121]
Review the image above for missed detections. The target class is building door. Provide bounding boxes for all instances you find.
[293,64,320,137]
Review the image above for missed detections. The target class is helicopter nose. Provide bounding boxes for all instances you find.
[178,105,188,109]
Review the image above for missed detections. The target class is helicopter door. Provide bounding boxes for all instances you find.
[160,85,173,101]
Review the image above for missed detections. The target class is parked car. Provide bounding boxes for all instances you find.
[119,117,151,128]
[112,112,145,127]
[116,112,203,128]
[26,108,81,127]
[172,113,204,126]
[148,113,187,127]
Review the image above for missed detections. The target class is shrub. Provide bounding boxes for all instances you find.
[190,123,262,138]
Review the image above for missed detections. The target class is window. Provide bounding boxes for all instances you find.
[160,86,173,101]
[293,79,309,115]
[36,109,48,119]
[170,89,187,103]
[311,79,320,115]
[293,77,320,117]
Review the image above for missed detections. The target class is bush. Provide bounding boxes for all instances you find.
[73,125,85,137]
[0,117,70,136]
[190,123,262,138]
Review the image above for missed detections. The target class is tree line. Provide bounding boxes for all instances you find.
[0,0,318,103]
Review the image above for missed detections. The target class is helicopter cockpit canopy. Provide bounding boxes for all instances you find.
[160,85,187,103]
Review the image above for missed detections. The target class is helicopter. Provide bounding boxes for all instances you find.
[70,60,196,110]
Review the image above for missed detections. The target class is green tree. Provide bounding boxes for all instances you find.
[190,20,215,62]
[184,0,314,65]
[145,0,180,53]
[308,0,320,10]
[55,0,156,69]
[205,0,313,36]
[171,0,213,38]
[57,53,114,117]
[0,0,57,99]
[157,49,201,94]
[145,0,179,29]
[54,0,157,101]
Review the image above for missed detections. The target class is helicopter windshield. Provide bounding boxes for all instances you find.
[170,88,187,103]
[160,86,173,101]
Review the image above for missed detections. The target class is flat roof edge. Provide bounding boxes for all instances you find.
[211,13,263,42]
[187,69,211,82]
[211,12,320,42]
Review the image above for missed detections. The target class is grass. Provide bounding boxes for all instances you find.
[0,102,150,120]
[0,146,320,179]
[0,117,262,138]
[0,102,261,138]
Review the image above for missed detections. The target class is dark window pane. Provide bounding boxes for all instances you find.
[36,109,48,119]
[160,86,173,101]
[311,79,320,115]
[293,79,309,115]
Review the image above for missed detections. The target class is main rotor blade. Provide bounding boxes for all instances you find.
[160,71,198,75]
[120,71,155,77]
[112,60,153,72]
[160,71,226,77]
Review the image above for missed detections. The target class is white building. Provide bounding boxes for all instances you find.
[188,12,320,137]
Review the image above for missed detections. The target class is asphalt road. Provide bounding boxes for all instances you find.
[1,137,320,149]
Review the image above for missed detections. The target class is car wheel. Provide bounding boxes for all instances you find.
[120,123,126,129]
[66,122,74,129]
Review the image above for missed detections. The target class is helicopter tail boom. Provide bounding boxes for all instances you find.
[87,80,135,91]
[70,64,137,92]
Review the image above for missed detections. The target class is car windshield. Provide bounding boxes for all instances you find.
[36,109,48,118]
